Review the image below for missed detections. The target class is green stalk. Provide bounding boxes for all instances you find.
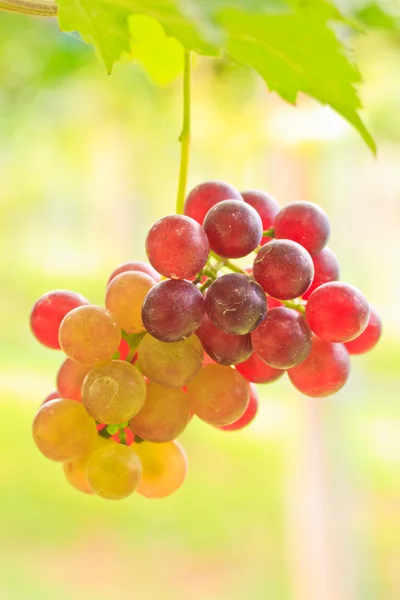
[176,50,191,215]
[0,0,57,15]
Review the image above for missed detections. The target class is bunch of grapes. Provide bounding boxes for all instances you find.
[30,180,382,501]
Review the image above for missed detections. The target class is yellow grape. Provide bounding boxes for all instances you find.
[105,271,155,334]
[137,334,203,388]
[32,399,97,462]
[82,360,146,424]
[187,364,249,427]
[63,436,112,494]
[59,305,121,366]
[134,441,188,499]
[86,443,142,500]
[130,381,191,443]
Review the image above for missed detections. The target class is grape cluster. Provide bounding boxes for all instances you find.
[30,180,382,501]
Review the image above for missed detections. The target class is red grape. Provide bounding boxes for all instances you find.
[219,383,259,431]
[205,273,267,335]
[252,307,312,369]
[266,296,283,309]
[253,239,314,300]
[241,190,279,244]
[345,305,382,355]
[107,261,161,285]
[302,247,340,300]
[236,351,284,384]
[274,201,330,254]
[42,390,61,405]
[56,359,91,402]
[146,215,209,279]
[306,282,370,343]
[196,314,253,365]
[288,336,350,397]
[142,279,205,342]
[30,290,89,350]
[203,200,263,258]
[184,180,243,225]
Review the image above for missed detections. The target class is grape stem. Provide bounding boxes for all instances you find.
[176,50,191,215]
[262,228,275,238]
[209,251,247,275]
[281,299,306,314]
[0,0,57,15]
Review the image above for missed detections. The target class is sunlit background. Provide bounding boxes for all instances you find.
[0,8,399,600]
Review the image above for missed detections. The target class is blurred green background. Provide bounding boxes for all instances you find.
[0,8,399,600]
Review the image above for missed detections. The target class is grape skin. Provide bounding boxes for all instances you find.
[345,305,382,355]
[205,273,267,335]
[82,360,146,424]
[135,441,188,499]
[196,314,253,365]
[219,383,259,431]
[253,239,314,300]
[106,271,155,335]
[107,260,161,285]
[241,190,279,245]
[187,364,250,427]
[59,305,121,366]
[86,443,142,500]
[184,180,243,225]
[63,436,111,495]
[235,350,285,384]
[274,201,331,255]
[142,279,205,342]
[56,359,91,402]
[42,390,61,405]
[302,247,340,300]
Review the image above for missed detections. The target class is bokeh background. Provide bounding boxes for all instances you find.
[0,7,399,600]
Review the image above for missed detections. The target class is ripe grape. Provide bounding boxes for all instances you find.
[142,280,205,342]
[345,305,382,355]
[106,271,155,335]
[306,282,370,343]
[241,190,279,244]
[187,364,249,427]
[205,273,267,335]
[203,200,263,258]
[59,305,121,365]
[129,381,191,443]
[137,334,203,388]
[235,351,284,384]
[302,247,340,300]
[251,307,312,369]
[274,201,331,254]
[86,443,142,500]
[135,441,188,499]
[107,260,160,285]
[63,435,110,495]
[184,180,243,225]
[253,239,314,300]
[288,337,350,397]
[146,215,209,279]
[30,290,89,349]
[196,314,253,365]
[32,398,97,461]
[219,383,259,431]
[82,360,146,424]
[56,359,91,402]
[42,390,61,405]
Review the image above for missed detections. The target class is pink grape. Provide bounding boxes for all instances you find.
[56,359,91,402]
[219,384,259,431]
[42,390,61,405]
[274,201,331,254]
[302,247,340,300]
[107,260,161,285]
[196,314,253,365]
[345,305,382,355]
[184,180,243,225]
[242,190,279,244]
[235,349,284,384]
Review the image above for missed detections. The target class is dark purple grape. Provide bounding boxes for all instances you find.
[241,190,279,245]
[196,314,253,365]
[184,181,243,225]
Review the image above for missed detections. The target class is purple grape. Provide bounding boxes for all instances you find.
[196,314,253,365]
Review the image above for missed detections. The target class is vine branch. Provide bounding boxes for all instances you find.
[0,0,57,16]
[176,50,191,215]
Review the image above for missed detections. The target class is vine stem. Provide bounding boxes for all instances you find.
[176,50,191,215]
[0,0,57,16]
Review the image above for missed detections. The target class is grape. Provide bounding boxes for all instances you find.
[59,305,121,366]
[82,360,146,424]
[42,390,61,405]
[135,441,188,499]
[142,280,205,342]
[203,200,263,258]
[146,215,209,279]
[137,334,203,388]
[106,271,155,335]
[235,352,284,384]
[274,201,331,254]
[288,337,350,397]
[30,290,89,349]
[205,273,267,335]
[184,180,243,225]
[32,398,97,462]
[306,282,370,343]
[253,239,314,300]
[219,384,259,431]
[187,364,249,426]
[196,314,253,365]
[241,190,279,244]
[56,359,91,402]
[302,247,340,300]
[63,436,110,495]
[130,381,191,443]
[345,305,382,355]
[107,260,161,285]
[251,307,312,369]
[266,296,283,309]
[86,443,142,500]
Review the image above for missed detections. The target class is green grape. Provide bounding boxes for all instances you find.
[86,443,142,500]
[59,305,121,366]
[63,435,111,494]
[106,271,155,334]
[82,360,146,424]
[187,364,249,427]
[32,398,97,462]
[134,441,188,499]
[129,381,191,443]
[137,334,203,388]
